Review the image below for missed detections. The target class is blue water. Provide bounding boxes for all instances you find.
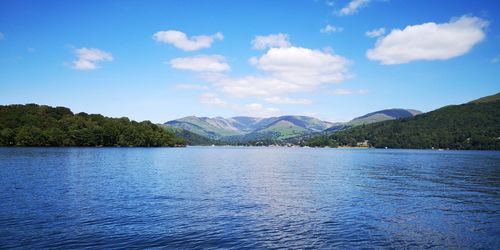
[0,147,499,249]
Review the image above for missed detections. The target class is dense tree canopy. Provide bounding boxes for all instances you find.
[0,104,185,147]
[303,99,500,150]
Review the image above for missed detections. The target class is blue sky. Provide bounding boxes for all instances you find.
[0,0,499,122]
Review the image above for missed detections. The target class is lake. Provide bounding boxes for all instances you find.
[0,147,499,248]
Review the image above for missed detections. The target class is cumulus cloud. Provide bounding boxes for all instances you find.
[169,37,352,108]
[367,16,488,64]
[365,27,385,38]
[338,0,370,16]
[210,75,295,98]
[254,46,351,86]
[204,46,351,104]
[199,93,227,107]
[72,48,113,70]
[169,55,230,72]
[320,24,343,34]
[252,33,291,50]
[153,30,223,51]
[175,84,209,90]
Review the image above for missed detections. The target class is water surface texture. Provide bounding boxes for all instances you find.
[0,147,499,248]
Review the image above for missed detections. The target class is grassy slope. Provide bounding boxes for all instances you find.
[258,120,310,139]
[470,92,500,104]
[168,117,243,138]
[161,125,219,145]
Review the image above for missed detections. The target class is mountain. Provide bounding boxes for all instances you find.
[161,125,220,146]
[347,108,422,126]
[165,116,245,139]
[324,108,422,133]
[304,93,500,150]
[165,115,334,141]
[165,109,422,144]
[469,92,500,104]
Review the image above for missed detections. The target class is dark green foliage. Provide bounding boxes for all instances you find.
[0,104,185,147]
[161,125,221,146]
[303,100,500,150]
[469,92,500,104]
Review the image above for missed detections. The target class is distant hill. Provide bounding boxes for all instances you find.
[304,93,500,150]
[165,115,334,142]
[469,92,500,104]
[165,116,244,139]
[161,125,219,146]
[165,109,422,144]
[347,108,422,126]
[324,108,421,133]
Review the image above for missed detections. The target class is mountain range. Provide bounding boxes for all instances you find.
[164,108,421,143]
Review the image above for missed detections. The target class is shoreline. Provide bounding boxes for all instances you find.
[1,145,498,151]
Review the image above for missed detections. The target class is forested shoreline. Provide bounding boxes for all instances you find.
[0,104,185,147]
[303,98,500,150]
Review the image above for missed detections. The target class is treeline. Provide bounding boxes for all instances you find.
[0,104,185,147]
[162,125,222,146]
[303,99,500,150]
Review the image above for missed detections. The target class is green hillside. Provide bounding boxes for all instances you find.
[0,104,185,147]
[162,125,220,146]
[324,108,421,133]
[304,94,500,150]
[165,115,333,142]
[469,92,500,104]
[165,116,243,139]
[256,120,310,139]
[227,120,311,142]
[346,109,421,126]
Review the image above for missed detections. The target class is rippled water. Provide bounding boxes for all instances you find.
[0,147,499,248]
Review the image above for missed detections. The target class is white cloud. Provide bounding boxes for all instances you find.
[320,24,343,34]
[199,93,227,107]
[365,27,385,38]
[169,55,230,72]
[206,46,351,104]
[210,75,294,98]
[263,96,312,105]
[367,16,488,64]
[72,48,113,70]
[0,32,4,40]
[338,0,370,16]
[175,84,209,90]
[330,88,368,95]
[252,33,291,50]
[153,30,223,51]
[253,46,351,86]
[168,37,352,108]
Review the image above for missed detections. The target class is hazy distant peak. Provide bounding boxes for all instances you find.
[354,108,422,121]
